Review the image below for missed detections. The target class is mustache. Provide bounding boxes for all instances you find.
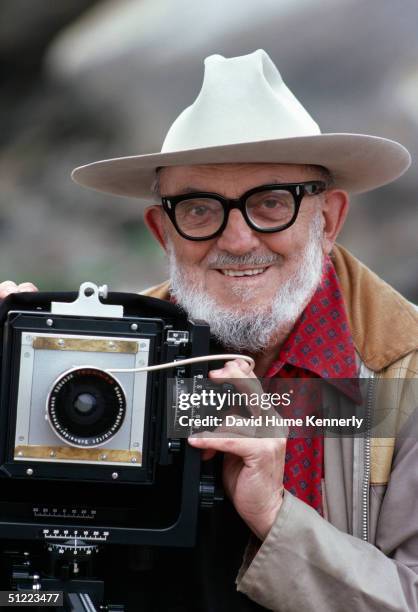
[206,252,283,268]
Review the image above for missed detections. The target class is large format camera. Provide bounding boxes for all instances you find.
[0,282,220,610]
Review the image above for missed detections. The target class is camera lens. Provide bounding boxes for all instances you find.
[74,393,97,415]
[47,367,126,448]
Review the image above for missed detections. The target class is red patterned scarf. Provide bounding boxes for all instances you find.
[264,256,357,514]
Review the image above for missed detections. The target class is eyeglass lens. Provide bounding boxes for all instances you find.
[174,189,296,238]
[175,198,224,238]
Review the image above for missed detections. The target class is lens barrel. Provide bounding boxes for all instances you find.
[47,367,126,448]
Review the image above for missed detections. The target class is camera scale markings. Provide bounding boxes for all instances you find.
[33,506,97,520]
[42,528,109,557]
[42,528,109,544]
[47,539,99,557]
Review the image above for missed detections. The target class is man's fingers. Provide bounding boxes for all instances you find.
[189,435,252,456]
[0,281,18,298]
[17,282,38,293]
[209,358,254,379]
[188,434,284,461]
[201,448,217,461]
[209,358,262,400]
[0,281,38,299]
[208,358,269,417]
[232,358,254,374]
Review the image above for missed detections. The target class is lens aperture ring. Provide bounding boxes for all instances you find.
[47,367,126,448]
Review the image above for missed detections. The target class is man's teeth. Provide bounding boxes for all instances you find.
[221,268,266,277]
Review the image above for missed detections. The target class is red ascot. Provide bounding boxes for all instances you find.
[265,256,358,515]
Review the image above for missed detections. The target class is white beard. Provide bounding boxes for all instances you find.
[166,213,324,352]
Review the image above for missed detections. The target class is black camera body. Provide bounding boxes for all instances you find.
[0,283,213,551]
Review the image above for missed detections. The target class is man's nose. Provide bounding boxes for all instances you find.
[216,209,261,254]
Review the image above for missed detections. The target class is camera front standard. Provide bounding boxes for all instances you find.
[0,282,214,548]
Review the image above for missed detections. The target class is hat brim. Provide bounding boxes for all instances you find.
[71,133,411,200]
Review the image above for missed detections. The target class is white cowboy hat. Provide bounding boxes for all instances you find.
[71,49,411,198]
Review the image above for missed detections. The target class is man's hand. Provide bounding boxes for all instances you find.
[190,434,285,540]
[189,358,287,541]
[0,281,38,299]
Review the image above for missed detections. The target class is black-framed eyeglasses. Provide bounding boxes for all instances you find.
[161,181,326,241]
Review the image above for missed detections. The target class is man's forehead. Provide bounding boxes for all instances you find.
[159,163,322,192]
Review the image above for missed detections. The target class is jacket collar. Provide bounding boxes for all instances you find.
[331,244,418,371]
[141,244,418,372]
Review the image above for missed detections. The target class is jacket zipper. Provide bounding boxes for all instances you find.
[361,373,376,542]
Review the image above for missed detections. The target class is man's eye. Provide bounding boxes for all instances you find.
[189,205,209,216]
[261,198,284,209]
[179,199,220,218]
[250,196,291,211]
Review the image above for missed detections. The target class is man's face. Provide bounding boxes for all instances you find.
[160,164,325,305]
[145,163,347,351]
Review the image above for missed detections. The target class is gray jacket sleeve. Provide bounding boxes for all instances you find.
[236,429,418,611]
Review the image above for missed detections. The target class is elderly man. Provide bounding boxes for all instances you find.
[2,50,418,611]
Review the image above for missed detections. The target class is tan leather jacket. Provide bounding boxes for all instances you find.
[142,244,418,611]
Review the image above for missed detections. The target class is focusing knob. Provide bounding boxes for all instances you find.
[168,439,181,453]
[199,475,224,508]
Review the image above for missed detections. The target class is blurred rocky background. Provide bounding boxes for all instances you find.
[0,0,417,298]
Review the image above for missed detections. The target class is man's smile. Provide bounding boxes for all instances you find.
[216,266,269,278]
[211,264,273,283]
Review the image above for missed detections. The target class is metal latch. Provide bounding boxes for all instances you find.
[166,330,189,345]
[51,282,124,319]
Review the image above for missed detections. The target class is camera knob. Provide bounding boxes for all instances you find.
[168,439,181,453]
[199,475,224,508]
[31,574,41,591]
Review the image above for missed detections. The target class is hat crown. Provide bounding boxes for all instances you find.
[162,49,321,153]
[71,49,411,200]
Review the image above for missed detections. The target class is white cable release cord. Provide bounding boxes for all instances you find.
[106,354,255,374]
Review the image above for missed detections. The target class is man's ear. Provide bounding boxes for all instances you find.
[144,205,167,250]
[320,190,350,254]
